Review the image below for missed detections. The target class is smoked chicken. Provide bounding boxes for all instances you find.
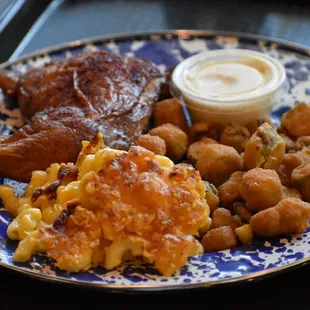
[0,50,162,182]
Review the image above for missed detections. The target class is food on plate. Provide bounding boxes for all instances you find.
[0,133,209,276]
[212,208,237,229]
[281,102,310,137]
[291,162,310,202]
[279,133,296,152]
[195,144,243,186]
[149,123,188,162]
[282,186,302,200]
[189,121,219,141]
[295,136,310,151]
[233,202,252,223]
[2,46,310,278]
[218,171,244,209]
[186,137,217,166]
[235,224,253,245]
[250,198,310,237]
[219,124,250,153]
[201,226,238,252]
[239,168,283,212]
[278,151,310,186]
[244,122,285,170]
[153,98,188,132]
[204,181,220,213]
[136,134,166,156]
[0,50,161,182]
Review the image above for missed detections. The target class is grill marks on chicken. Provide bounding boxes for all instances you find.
[0,50,162,182]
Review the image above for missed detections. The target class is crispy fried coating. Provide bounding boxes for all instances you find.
[291,161,310,202]
[136,134,166,156]
[204,181,220,213]
[283,186,302,200]
[239,168,283,212]
[189,122,219,141]
[281,102,310,137]
[218,171,244,209]
[212,208,237,229]
[250,198,310,237]
[233,202,252,223]
[37,141,209,276]
[279,133,296,153]
[153,98,188,132]
[201,226,238,252]
[278,151,310,187]
[244,123,285,170]
[196,144,243,186]
[219,124,250,153]
[149,123,188,162]
[295,136,310,151]
[186,137,217,166]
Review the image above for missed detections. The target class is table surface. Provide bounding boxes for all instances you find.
[1,0,310,308]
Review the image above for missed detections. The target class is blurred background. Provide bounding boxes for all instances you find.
[0,0,309,60]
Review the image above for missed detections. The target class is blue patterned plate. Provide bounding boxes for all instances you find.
[1,30,310,291]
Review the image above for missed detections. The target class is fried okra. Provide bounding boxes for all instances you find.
[149,123,188,162]
[196,144,243,186]
[219,124,251,153]
[218,171,244,209]
[291,161,310,202]
[201,226,238,252]
[136,134,166,156]
[278,151,310,187]
[233,202,252,223]
[153,98,188,132]
[244,123,285,171]
[239,168,283,212]
[187,137,217,166]
[279,133,296,153]
[212,208,237,229]
[282,186,302,200]
[295,136,310,151]
[281,102,310,137]
[189,122,219,141]
[204,181,220,213]
[250,198,310,237]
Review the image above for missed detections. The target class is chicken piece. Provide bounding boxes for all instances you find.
[201,226,238,252]
[153,98,188,133]
[149,123,188,162]
[196,144,243,186]
[250,198,310,237]
[239,168,283,212]
[291,161,310,202]
[186,137,217,166]
[244,123,285,171]
[218,171,244,209]
[281,102,310,137]
[0,50,161,182]
[219,123,250,153]
[212,208,237,229]
[136,134,166,156]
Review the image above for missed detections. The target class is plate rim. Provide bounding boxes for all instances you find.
[1,29,310,292]
[1,29,310,68]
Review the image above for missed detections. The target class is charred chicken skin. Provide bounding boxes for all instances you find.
[0,50,162,182]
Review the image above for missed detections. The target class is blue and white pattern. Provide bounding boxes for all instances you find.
[0,32,310,291]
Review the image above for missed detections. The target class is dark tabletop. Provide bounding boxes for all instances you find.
[1,0,310,309]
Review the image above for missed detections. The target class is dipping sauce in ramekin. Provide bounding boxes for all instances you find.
[172,49,287,126]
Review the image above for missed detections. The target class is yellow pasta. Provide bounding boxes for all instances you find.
[0,133,209,276]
